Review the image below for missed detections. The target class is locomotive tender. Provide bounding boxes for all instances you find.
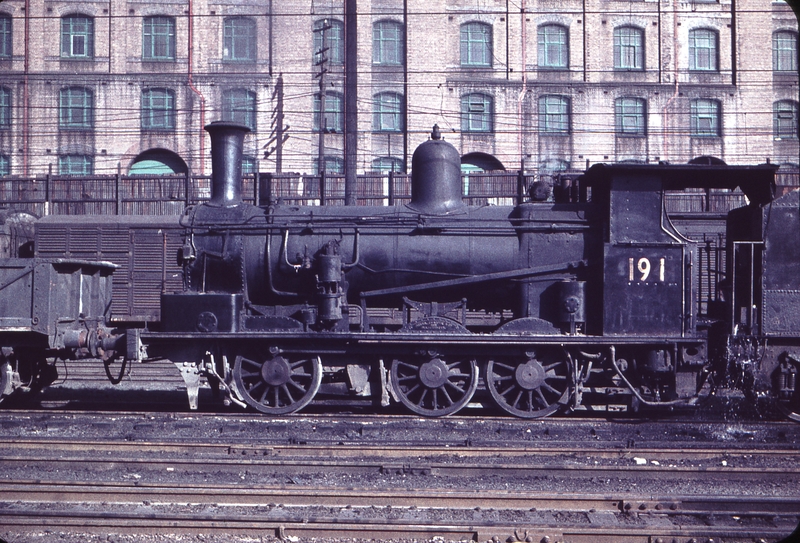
[1,121,798,420]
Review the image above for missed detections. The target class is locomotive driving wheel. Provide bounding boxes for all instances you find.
[486,350,571,418]
[390,353,478,417]
[233,349,322,415]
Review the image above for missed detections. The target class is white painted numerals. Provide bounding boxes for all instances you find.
[628,257,665,282]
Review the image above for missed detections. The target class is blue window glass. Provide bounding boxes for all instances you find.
[615,97,646,136]
[538,25,568,69]
[61,15,93,59]
[690,99,721,136]
[224,17,256,62]
[373,20,404,65]
[223,89,257,130]
[141,88,175,131]
[0,15,11,59]
[59,154,93,175]
[461,93,493,133]
[0,87,10,128]
[373,92,404,132]
[773,31,798,72]
[460,22,492,67]
[313,19,344,66]
[774,100,798,139]
[689,29,718,71]
[614,26,644,71]
[59,87,93,129]
[143,16,176,60]
[538,95,570,134]
[314,92,344,133]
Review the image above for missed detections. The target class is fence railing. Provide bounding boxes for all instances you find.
[1,168,797,216]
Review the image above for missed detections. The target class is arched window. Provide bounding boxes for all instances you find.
[314,19,344,65]
[614,26,644,71]
[0,14,11,59]
[141,88,175,131]
[689,28,718,72]
[615,97,646,136]
[538,95,570,134]
[61,14,94,59]
[59,87,93,129]
[223,89,257,130]
[373,92,404,132]
[774,100,798,139]
[538,24,568,69]
[143,16,176,60]
[690,99,721,137]
[373,20,404,65]
[314,91,344,132]
[773,31,798,72]
[461,93,493,133]
[223,17,257,62]
[0,87,10,129]
[460,22,492,67]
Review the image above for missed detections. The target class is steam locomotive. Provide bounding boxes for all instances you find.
[1,122,798,420]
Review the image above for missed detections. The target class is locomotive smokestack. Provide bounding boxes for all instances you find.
[206,121,250,207]
[408,125,466,214]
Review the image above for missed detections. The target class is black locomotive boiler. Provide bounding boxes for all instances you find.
[2,121,798,420]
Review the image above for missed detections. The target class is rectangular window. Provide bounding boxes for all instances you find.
[373,92,403,132]
[59,88,93,129]
[223,90,257,130]
[59,155,93,175]
[773,31,798,72]
[61,16,94,59]
[224,18,256,62]
[774,101,798,139]
[373,21,403,66]
[690,99,720,137]
[538,25,568,69]
[539,95,570,134]
[143,16,176,60]
[316,156,344,174]
[0,155,9,176]
[461,93,493,133]
[314,92,344,132]
[615,98,646,136]
[0,87,10,128]
[460,22,492,67]
[142,89,175,130]
[314,19,344,66]
[614,27,644,70]
[689,29,718,71]
[0,16,11,59]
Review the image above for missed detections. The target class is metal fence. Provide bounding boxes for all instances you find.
[1,168,797,216]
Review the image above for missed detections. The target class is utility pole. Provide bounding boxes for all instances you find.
[344,0,358,205]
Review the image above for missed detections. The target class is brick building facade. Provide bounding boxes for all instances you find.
[0,0,797,177]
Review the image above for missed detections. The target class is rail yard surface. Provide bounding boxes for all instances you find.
[0,373,799,543]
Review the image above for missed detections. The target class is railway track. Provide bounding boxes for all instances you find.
[1,433,799,542]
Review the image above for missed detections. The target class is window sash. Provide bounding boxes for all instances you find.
[614,28,643,70]
[59,88,93,129]
[223,90,257,130]
[373,93,403,132]
[615,98,646,135]
[144,17,176,60]
[539,96,569,133]
[689,30,717,71]
[1,16,12,58]
[0,88,9,128]
[372,157,403,172]
[61,16,93,58]
[460,23,492,67]
[314,20,344,65]
[774,101,798,138]
[314,93,344,132]
[142,89,175,130]
[224,18,256,61]
[538,26,568,69]
[461,94,492,132]
[317,156,344,174]
[690,100,720,136]
[773,32,798,72]
[0,155,9,176]
[59,155,93,175]
[373,22,403,65]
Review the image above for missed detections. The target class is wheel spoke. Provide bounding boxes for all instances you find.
[487,354,570,419]
[234,353,321,415]
[390,356,477,417]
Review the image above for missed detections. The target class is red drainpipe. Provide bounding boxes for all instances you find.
[187,0,206,173]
